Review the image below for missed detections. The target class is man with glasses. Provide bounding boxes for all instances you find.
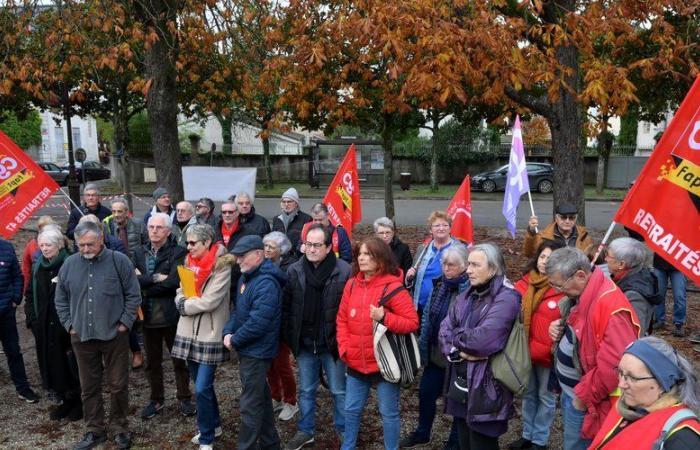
[142,187,176,229]
[215,200,251,252]
[66,183,112,240]
[299,203,352,263]
[55,221,141,450]
[195,197,217,228]
[236,191,272,238]
[545,248,640,450]
[281,224,351,450]
[103,198,144,263]
[172,201,198,248]
[523,203,592,258]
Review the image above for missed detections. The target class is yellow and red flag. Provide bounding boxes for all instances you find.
[446,175,474,245]
[0,130,60,238]
[322,144,362,238]
[614,76,700,284]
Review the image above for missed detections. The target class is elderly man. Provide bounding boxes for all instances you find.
[606,237,662,335]
[172,201,198,248]
[136,213,195,420]
[66,183,112,240]
[523,203,593,258]
[143,187,176,227]
[215,200,251,252]
[78,215,128,255]
[103,198,144,263]
[547,248,640,450]
[55,221,141,450]
[195,197,218,227]
[223,235,287,450]
[272,187,312,256]
[282,224,351,450]
[236,191,271,237]
[299,203,352,263]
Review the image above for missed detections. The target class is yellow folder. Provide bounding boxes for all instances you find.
[177,265,198,298]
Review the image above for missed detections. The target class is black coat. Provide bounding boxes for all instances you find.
[390,236,413,276]
[215,219,255,252]
[272,210,312,257]
[65,202,111,240]
[239,205,271,237]
[281,257,352,357]
[136,239,187,327]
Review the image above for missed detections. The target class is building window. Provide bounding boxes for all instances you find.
[643,122,651,134]
[72,127,82,149]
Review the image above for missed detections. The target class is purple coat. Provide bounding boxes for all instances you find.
[438,274,520,437]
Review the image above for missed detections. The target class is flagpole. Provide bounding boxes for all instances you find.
[59,187,85,216]
[526,190,538,234]
[591,221,617,266]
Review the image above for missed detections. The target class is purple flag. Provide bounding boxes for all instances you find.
[502,115,530,238]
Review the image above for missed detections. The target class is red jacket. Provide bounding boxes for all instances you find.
[514,275,564,367]
[570,268,641,439]
[336,271,419,374]
[21,238,38,295]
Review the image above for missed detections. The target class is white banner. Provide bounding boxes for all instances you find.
[182,166,257,202]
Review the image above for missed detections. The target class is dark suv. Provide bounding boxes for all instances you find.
[470,162,554,193]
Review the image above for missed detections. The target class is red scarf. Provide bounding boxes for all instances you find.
[220,221,239,246]
[186,244,220,296]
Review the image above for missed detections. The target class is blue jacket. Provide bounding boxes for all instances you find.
[0,239,23,312]
[223,258,287,359]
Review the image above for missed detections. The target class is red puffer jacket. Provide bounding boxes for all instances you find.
[515,275,564,367]
[337,271,419,374]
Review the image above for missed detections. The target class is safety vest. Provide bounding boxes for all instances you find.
[589,403,700,449]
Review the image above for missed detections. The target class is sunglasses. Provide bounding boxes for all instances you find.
[557,214,577,221]
[221,210,236,215]
[186,240,201,247]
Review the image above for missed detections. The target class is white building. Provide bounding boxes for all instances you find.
[32,110,99,163]
[636,110,674,155]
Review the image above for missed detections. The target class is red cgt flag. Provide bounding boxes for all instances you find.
[0,130,60,238]
[614,76,700,284]
[322,144,362,239]
[447,175,473,245]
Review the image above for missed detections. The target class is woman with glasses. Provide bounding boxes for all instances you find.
[374,217,413,276]
[523,203,592,258]
[405,210,465,317]
[508,241,565,450]
[589,336,700,449]
[172,224,235,450]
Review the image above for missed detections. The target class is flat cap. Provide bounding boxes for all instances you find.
[556,203,578,215]
[231,235,264,256]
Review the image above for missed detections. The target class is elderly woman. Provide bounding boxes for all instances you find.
[374,217,413,276]
[171,224,235,449]
[589,336,700,449]
[337,236,419,450]
[262,231,299,421]
[25,228,82,421]
[401,246,468,448]
[406,210,464,316]
[606,237,661,334]
[21,215,58,295]
[439,243,520,450]
[508,241,564,450]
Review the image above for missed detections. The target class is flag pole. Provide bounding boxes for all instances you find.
[59,187,85,216]
[591,221,617,266]
[526,190,538,234]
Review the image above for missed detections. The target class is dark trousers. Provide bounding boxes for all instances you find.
[128,329,141,352]
[238,356,280,450]
[143,326,191,403]
[0,308,31,393]
[456,419,499,450]
[416,363,459,444]
[72,331,129,436]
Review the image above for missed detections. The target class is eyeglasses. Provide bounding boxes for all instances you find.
[186,240,201,247]
[221,210,236,215]
[304,241,326,249]
[615,367,655,384]
[549,274,574,291]
[431,223,450,229]
[176,209,190,213]
[196,204,206,209]
[77,242,99,248]
[557,214,577,221]
[376,231,393,236]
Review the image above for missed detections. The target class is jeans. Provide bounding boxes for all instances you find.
[297,350,346,435]
[414,363,459,444]
[238,356,280,450]
[654,268,687,325]
[267,343,297,404]
[522,365,557,446]
[561,392,591,450]
[342,373,400,450]
[0,308,31,393]
[188,361,220,446]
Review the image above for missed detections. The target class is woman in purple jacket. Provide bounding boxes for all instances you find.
[439,243,521,450]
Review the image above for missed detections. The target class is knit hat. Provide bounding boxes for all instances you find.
[281,187,300,206]
[152,187,169,201]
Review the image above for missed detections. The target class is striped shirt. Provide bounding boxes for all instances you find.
[556,324,581,398]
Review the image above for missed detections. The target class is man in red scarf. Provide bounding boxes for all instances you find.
[215,200,250,252]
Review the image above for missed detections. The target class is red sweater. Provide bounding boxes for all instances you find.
[336,271,419,374]
[514,275,564,367]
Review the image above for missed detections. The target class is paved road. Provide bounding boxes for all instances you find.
[36,193,622,230]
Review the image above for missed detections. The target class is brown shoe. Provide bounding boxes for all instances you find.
[132,351,144,370]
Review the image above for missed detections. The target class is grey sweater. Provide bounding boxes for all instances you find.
[55,248,141,342]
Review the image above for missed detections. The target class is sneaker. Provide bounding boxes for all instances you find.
[652,320,666,330]
[688,334,700,344]
[191,427,223,445]
[672,324,685,337]
[140,401,164,420]
[180,399,197,417]
[73,432,107,450]
[114,432,131,450]
[285,431,315,450]
[47,389,63,405]
[131,351,144,370]
[200,446,213,450]
[279,402,299,421]
[400,433,431,448]
[508,438,533,450]
[18,388,40,403]
[272,399,284,413]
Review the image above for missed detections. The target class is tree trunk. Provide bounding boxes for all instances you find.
[595,154,605,195]
[382,129,396,220]
[261,134,273,189]
[429,111,443,192]
[140,0,183,202]
[216,113,233,155]
[113,84,133,211]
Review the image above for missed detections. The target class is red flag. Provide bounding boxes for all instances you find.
[446,175,473,244]
[614,76,700,284]
[322,144,362,239]
[0,130,60,238]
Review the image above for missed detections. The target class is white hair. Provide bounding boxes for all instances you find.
[37,228,65,249]
[149,212,173,228]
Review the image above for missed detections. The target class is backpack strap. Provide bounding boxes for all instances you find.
[653,408,698,450]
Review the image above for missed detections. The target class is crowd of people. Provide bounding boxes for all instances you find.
[0,183,699,450]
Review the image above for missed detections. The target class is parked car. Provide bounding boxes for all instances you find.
[38,162,69,186]
[470,162,554,193]
[61,160,111,182]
